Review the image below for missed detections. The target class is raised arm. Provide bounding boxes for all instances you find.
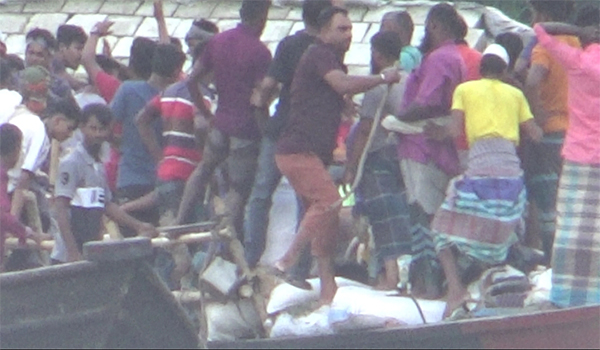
[154,0,170,45]
[82,20,114,86]
[534,24,582,72]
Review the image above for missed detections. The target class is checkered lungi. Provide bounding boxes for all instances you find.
[355,145,412,263]
[550,161,600,308]
[520,132,564,259]
[432,138,526,266]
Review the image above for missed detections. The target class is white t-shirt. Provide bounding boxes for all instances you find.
[7,105,50,192]
[0,89,23,125]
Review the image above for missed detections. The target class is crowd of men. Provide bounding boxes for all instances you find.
[0,0,598,318]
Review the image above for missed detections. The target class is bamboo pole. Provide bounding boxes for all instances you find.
[4,231,214,251]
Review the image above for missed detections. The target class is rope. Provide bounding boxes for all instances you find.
[330,83,392,211]
[409,294,428,324]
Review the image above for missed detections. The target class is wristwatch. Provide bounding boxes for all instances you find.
[380,73,386,83]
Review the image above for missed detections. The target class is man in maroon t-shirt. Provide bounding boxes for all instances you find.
[274,7,400,304]
[175,0,272,236]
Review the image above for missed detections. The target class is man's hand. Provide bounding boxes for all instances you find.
[580,25,600,45]
[137,222,159,239]
[153,0,165,21]
[92,20,114,37]
[380,67,401,84]
[343,167,356,187]
[102,38,112,57]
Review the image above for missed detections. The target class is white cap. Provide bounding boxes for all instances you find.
[483,43,510,66]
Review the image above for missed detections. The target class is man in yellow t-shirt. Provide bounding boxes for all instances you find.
[523,0,580,264]
[453,78,533,147]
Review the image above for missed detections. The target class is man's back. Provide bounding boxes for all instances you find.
[531,35,581,133]
[7,106,49,192]
[202,24,271,140]
[110,80,160,189]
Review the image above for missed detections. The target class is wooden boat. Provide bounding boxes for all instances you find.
[0,238,199,349]
[2,237,598,349]
[208,304,600,349]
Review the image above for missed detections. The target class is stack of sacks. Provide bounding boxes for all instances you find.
[267,277,446,338]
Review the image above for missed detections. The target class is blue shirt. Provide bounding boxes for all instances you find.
[110,81,161,189]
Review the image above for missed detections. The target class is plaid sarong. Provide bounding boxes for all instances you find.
[432,138,526,265]
[355,145,412,262]
[550,161,600,308]
[520,132,564,260]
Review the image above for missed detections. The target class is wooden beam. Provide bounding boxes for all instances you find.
[4,231,215,251]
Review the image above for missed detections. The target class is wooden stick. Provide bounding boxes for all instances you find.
[48,139,60,187]
[4,231,215,251]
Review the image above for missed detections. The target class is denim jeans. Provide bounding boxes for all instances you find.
[243,137,282,268]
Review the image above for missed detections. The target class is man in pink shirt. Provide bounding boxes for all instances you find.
[534,4,600,308]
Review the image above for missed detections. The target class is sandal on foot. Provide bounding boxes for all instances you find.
[267,266,312,291]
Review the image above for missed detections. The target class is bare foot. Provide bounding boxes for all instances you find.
[319,283,337,306]
[443,289,470,319]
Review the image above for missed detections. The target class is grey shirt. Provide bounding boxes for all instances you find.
[358,75,407,153]
[55,142,112,248]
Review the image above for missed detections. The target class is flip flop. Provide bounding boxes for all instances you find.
[267,266,313,291]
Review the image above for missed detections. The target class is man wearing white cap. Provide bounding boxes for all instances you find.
[424,44,543,319]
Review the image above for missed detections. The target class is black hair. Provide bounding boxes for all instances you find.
[81,103,112,127]
[26,28,58,51]
[394,11,415,40]
[529,0,575,22]
[575,3,600,27]
[302,0,333,28]
[95,54,121,73]
[151,44,186,78]
[5,54,25,72]
[371,31,403,61]
[56,25,88,47]
[192,19,219,34]
[240,0,271,23]
[0,123,22,157]
[169,37,183,51]
[480,54,507,76]
[427,3,465,40]
[129,37,157,80]
[495,32,523,71]
[45,98,81,124]
[316,6,349,31]
[455,15,468,42]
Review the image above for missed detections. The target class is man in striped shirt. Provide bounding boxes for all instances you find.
[136,73,213,225]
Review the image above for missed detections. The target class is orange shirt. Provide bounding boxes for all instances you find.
[455,43,482,150]
[531,35,581,133]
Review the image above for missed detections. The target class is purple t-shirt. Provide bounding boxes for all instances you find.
[201,24,272,140]
[276,41,347,165]
[397,40,465,176]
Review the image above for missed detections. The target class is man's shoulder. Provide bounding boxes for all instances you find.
[163,80,189,97]
[9,107,44,130]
